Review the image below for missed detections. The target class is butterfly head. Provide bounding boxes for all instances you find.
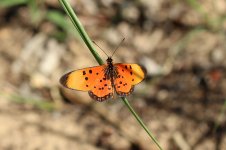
[106,57,113,65]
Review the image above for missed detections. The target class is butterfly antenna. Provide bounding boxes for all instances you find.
[111,38,125,57]
[92,41,109,57]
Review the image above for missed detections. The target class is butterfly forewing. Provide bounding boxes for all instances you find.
[60,65,106,91]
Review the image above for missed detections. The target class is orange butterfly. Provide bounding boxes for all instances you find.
[60,40,146,101]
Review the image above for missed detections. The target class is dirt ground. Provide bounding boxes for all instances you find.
[0,0,226,150]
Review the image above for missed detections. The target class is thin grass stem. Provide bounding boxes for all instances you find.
[59,0,163,149]
[59,0,103,65]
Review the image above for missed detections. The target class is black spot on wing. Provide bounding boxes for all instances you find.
[85,77,88,80]
[89,70,92,74]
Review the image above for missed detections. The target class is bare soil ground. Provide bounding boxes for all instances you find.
[0,0,226,150]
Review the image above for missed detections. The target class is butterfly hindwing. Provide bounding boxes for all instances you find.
[114,63,145,96]
[88,78,113,101]
[60,65,106,91]
[114,80,134,97]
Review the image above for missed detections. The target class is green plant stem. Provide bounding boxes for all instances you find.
[59,0,103,65]
[122,97,163,150]
[59,0,163,149]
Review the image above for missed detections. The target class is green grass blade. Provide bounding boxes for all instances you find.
[58,0,163,149]
[214,99,226,132]
[58,0,104,65]
[0,92,56,111]
[0,0,28,7]
[45,10,78,39]
[122,97,163,150]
